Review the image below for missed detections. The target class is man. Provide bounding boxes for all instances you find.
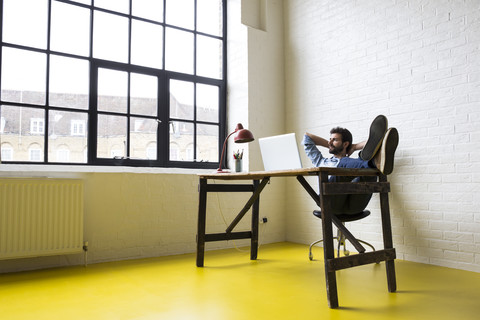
[303,115,398,215]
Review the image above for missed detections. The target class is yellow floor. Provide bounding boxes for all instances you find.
[1,242,480,320]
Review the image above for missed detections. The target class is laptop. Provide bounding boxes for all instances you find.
[258,133,303,171]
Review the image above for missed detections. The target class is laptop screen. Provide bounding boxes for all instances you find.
[258,133,303,171]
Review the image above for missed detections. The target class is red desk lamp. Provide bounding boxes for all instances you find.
[217,123,254,173]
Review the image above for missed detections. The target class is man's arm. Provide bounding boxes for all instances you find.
[347,141,366,156]
[302,133,325,167]
[305,132,329,148]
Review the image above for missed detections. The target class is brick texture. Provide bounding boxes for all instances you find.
[284,0,480,272]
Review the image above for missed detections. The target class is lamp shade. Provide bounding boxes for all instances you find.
[233,124,254,143]
[217,123,254,172]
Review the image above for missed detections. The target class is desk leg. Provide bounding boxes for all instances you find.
[196,178,207,267]
[379,175,397,292]
[322,211,339,308]
[319,173,339,308]
[251,180,260,260]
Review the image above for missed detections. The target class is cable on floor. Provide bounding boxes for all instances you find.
[213,179,266,253]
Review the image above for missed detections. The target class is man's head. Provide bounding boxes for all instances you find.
[329,127,353,156]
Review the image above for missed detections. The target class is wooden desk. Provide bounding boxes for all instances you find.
[196,167,396,308]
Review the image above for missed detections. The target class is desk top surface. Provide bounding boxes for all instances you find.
[199,167,381,180]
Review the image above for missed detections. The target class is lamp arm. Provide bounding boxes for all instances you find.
[218,130,236,171]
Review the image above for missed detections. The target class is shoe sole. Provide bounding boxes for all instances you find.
[379,128,399,175]
[360,115,388,161]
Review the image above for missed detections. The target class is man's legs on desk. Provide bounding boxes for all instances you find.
[328,123,399,215]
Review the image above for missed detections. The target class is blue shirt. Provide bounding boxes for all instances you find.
[302,135,341,168]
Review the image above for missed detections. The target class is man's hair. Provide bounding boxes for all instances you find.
[330,127,353,149]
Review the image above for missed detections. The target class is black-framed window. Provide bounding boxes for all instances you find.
[0,0,226,169]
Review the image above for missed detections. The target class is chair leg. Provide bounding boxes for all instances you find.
[308,227,376,260]
[309,239,324,261]
[338,222,375,257]
[309,237,339,261]
[337,231,350,257]
[337,229,344,258]
[332,217,366,253]
[357,239,375,252]
[339,236,375,257]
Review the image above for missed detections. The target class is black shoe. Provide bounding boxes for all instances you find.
[359,115,388,161]
[374,128,399,175]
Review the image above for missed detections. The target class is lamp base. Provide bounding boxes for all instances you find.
[216,168,231,173]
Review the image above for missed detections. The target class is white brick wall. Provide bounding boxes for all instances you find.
[284,0,480,272]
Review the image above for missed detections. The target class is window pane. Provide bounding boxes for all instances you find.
[169,143,179,161]
[93,11,129,63]
[49,55,89,110]
[132,0,164,22]
[130,117,158,160]
[197,0,223,36]
[0,105,45,161]
[55,149,70,162]
[94,0,129,14]
[196,84,219,122]
[1,48,46,105]
[169,121,193,161]
[97,114,127,158]
[130,73,158,116]
[170,80,193,120]
[48,110,88,163]
[166,0,194,30]
[30,118,45,134]
[165,28,194,74]
[29,147,43,161]
[197,36,223,79]
[51,1,90,56]
[98,68,128,113]
[1,145,13,161]
[197,124,218,162]
[2,0,48,49]
[131,20,163,69]
[71,120,87,136]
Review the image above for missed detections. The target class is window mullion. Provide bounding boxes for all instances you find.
[158,72,168,166]
[43,0,53,163]
[88,63,98,164]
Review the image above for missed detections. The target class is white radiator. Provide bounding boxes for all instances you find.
[0,178,84,260]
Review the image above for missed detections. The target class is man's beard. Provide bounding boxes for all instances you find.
[328,145,344,155]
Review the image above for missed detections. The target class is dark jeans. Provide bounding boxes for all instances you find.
[327,157,376,215]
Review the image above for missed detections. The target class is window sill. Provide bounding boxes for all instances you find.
[0,164,215,177]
